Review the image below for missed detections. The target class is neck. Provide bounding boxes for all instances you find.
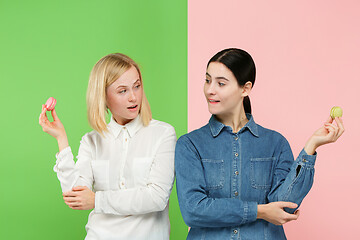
[113,115,134,126]
[216,110,248,133]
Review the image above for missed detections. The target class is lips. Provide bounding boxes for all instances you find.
[208,99,220,104]
[128,105,138,109]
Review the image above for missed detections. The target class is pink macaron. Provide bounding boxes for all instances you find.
[45,97,57,111]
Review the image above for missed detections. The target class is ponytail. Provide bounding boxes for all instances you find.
[243,96,251,114]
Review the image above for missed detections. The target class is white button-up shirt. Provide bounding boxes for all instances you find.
[54,116,176,240]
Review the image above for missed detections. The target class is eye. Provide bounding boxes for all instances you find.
[218,82,225,87]
[134,84,141,89]
[119,89,126,94]
[205,79,210,83]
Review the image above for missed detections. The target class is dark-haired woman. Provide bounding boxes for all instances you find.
[175,48,344,239]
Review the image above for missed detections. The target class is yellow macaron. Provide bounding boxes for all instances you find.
[330,106,343,119]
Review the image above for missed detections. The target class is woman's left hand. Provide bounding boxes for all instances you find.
[63,186,95,210]
[304,117,345,155]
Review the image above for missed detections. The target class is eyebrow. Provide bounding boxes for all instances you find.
[206,72,229,81]
[116,79,141,89]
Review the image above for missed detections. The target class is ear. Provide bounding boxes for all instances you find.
[241,81,253,97]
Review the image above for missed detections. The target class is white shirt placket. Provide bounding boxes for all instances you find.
[119,126,129,189]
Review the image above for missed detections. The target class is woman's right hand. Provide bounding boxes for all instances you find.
[39,105,69,151]
[304,116,344,155]
[257,201,300,225]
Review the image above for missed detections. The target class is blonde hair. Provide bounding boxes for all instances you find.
[86,53,152,135]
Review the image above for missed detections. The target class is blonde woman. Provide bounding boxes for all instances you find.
[39,53,176,240]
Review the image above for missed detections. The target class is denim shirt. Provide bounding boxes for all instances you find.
[175,114,316,240]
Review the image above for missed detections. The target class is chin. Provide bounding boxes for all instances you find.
[116,111,139,122]
[130,111,140,118]
[208,106,220,115]
[208,109,220,115]
[126,114,138,120]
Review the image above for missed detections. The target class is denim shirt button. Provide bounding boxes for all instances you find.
[235,171,239,175]
[302,159,307,162]
[234,137,238,140]
[235,153,239,157]
[234,191,238,196]
[233,229,238,234]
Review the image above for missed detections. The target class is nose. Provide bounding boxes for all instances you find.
[205,82,216,96]
[128,90,136,102]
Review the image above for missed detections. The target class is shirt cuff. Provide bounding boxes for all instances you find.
[298,148,317,166]
[244,202,258,223]
[53,146,73,172]
[56,146,72,159]
[94,191,103,214]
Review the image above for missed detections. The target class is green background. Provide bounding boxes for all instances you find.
[0,0,188,239]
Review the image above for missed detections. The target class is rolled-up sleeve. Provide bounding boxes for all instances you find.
[267,138,316,213]
[53,134,93,192]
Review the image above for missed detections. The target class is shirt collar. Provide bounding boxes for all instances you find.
[108,115,143,138]
[209,113,259,138]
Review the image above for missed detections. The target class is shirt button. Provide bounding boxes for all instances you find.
[234,191,238,196]
[302,159,307,162]
[235,153,239,157]
[125,138,127,142]
[235,171,239,175]
[233,229,238,234]
[234,137,238,140]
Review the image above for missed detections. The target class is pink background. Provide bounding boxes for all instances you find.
[188,1,360,239]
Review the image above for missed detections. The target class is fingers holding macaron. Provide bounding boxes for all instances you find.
[39,97,57,129]
[332,117,345,140]
[324,106,345,142]
[39,104,49,127]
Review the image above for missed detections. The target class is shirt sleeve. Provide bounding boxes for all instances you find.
[175,135,258,228]
[267,138,316,213]
[53,134,94,192]
[94,126,176,216]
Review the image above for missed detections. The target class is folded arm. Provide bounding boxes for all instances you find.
[175,136,258,228]
[94,127,176,215]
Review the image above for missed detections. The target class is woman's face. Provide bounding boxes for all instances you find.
[204,62,247,117]
[106,65,143,125]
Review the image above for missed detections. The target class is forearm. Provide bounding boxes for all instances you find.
[267,148,316,213]
[178,191,258,228]
[54,146,92,192]
[94,183,173,216]
[304,138,318,155]
[56,133,69,152]
[54,147,79,192]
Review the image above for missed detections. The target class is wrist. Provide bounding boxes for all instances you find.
[56,131,67,141]
[304,138,318,155]
[57,134,69,152]
[257,204,266,220]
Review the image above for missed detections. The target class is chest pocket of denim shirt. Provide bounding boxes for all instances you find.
[250,157,275,190]
[91,160,109,191]
[201,159,225,189]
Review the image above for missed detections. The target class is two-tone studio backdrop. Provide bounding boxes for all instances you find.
[1,1,359,239]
